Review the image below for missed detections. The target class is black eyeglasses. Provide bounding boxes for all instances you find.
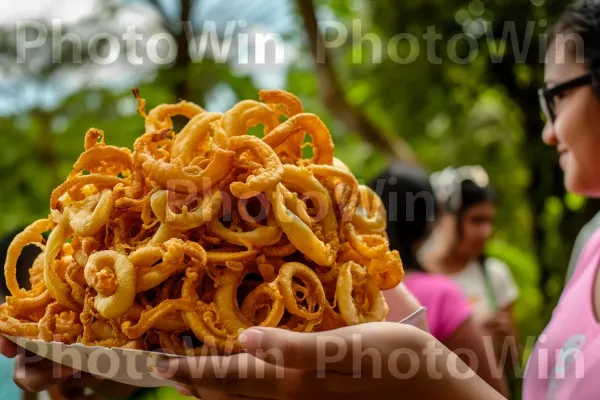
[538,74,592,123]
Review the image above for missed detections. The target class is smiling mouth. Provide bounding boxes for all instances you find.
[558,150,569,168]
[558,148,568,158]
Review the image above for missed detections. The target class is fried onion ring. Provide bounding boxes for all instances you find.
[219,100,279,137]
[50,175,125,210]
[181,268,240,351]
[240,282,285,327]
[367,250,404,290]
[145,101,204,132]
[262,113,334,165]
[352,185,387,233]
[171,112,222,165]
[68,190,114,237]
[276,262,328,320]
[121,298,194,339]
[344,223,389,259]
[70,142,132,178]
[151,189,223,231]
[135,130,234,193]
[227,135,284,199]
[5,219,52,298]
[44,217,79,310]
[270,165,338,266]
[84,250,136,319]
[336,261,388,325]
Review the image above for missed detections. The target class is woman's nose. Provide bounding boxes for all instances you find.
[542,121,558,146]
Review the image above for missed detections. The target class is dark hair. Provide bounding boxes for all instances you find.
[454,179,496,214]
[368,164,436,271]
[550,0,600,96]
[430,166,495,239]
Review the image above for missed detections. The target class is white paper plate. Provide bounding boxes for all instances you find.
[399,306,427,326]
[2,335,180,388]
[2,307,428,388]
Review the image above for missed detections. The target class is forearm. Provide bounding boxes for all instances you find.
[473,340,509,398]
[394,331,507,400]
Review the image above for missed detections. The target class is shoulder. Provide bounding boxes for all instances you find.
[570,227,600,284]
[578,227,600,266]
[484,257,514,280]
[405,272,467,304]
[409,274,472,342]
[406,272,462,293]
[485,257,519,307]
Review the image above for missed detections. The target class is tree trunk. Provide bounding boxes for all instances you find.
[295,0,418,165]
[174,0,193,100]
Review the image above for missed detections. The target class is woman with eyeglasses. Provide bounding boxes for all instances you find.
[4,1,600,399]
[423,166,519,362]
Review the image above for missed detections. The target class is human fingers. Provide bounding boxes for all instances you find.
[239,322,418,374]
[160,352,398,399]
[14,353,75,392]
[174,383,200,398]
[157,352,298,399]
[58,372,106,398]
[0,336,18,358]
[57,385,103,400]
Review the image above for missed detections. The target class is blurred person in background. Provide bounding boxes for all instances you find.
[424,166,519,358]
[370,163,508,397]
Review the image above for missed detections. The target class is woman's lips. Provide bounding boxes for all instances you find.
[559,150,569,170]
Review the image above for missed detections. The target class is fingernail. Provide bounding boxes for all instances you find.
[238,328,263,350]
[175,384,192,396]
[155,360,170,376]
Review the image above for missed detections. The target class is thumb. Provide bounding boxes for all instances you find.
[238,326,352,373]
[238,322,408,374]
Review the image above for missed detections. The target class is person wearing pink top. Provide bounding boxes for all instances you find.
[369,164,473,339]
[521,1,600,397]
[372,164,507,396]
[402,273,472,343]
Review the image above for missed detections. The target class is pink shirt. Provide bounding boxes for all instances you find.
[523,228,600,399]
[403,272,472,342]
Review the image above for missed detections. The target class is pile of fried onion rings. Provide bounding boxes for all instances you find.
[0,89,403,354]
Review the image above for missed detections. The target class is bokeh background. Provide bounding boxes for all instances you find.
[0,1,595,398]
